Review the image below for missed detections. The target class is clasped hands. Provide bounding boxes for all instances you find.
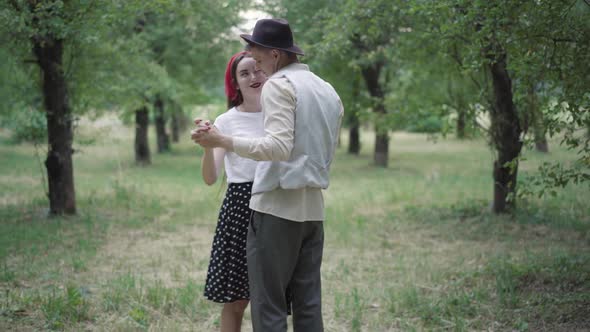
[191,118,225,149]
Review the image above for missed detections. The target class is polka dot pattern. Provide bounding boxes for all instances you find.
[204,182,253,303]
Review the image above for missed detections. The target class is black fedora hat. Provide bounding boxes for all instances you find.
[240,19,305,56]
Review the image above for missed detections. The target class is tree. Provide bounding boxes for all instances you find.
[261,0,589,208]
[347,71,362,155]
[518,0,590,195]
[526,82,549,153]
[1,0,93,215]
[153,95,170,152]
[333,0,408,167]
[135,1,248,153]
[0,1,175,214]
[416,0,590,212]
[130,17,153,165]
[134,106,151,165]
[0,0,248,214]
[487,47,523,213]
[264,0,346,151]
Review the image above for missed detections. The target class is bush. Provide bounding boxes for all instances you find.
[1,107,47,143]
[406,115,443,133]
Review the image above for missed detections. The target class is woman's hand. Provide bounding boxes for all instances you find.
[192,125,223,148]
[191,117,233,150]
[191,118,212,145]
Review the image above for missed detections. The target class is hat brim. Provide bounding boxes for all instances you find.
[240,34,305,56]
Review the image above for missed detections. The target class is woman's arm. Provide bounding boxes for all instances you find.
[201,147,226,185]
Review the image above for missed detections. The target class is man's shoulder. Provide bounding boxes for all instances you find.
[267,75,289,83]
[263,76,294,95]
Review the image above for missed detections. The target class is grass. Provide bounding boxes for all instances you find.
[0,116,589,331]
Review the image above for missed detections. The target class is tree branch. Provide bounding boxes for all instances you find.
[551,38,577,43]
[450,43,464,68]
[470,78,482,96]
[8,0,21,11]
[562,0,579,16]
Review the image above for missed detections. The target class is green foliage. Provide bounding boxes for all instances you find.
[266,0,473,137]
[406,115,443,134]
[0,107,47,143]
[1,0,586,198]
[0,0,251,126]
[0,47,45,142]
[422,0,590,193]
[128,0,251,115]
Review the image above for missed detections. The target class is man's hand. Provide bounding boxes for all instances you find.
[193,118,211,129]
[191,118,212,145]
[191,125,232,150]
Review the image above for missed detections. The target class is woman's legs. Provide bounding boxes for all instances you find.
[220,299,249,332]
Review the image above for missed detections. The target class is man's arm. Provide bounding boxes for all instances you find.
[192,78,295,161]
[233,78,295,161]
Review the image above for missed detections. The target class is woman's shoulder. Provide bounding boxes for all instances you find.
[214,107,237,123]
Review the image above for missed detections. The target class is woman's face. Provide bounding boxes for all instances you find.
[235,57,266,99]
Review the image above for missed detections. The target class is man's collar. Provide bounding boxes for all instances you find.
[272,62,309,77]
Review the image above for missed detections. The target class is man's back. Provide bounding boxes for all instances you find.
[253,63,343,194]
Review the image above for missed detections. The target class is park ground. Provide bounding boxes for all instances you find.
[1,115,589,331]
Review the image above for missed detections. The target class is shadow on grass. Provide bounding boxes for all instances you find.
[387,199,590,330]
[0,179,168,279]
[384,252,590,331]
[403,198,590,236]
[0,183,175,329]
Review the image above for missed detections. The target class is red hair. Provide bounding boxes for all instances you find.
[224,51,249,108]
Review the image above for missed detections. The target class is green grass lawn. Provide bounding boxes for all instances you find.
[1,116,589,331]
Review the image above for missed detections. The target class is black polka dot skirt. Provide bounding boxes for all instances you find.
[204,182,253,303]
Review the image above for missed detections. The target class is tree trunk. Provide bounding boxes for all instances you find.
[170,110,180,143]
[457,108,467,139]
[154,96,170,153]
[534,129,549,153]
[488,52,523,214]
[348,72,361,155]
[349,120,360,155]
[374,131,389,167]
[135,107,151,165]
[449,79,467,139]
[177,109,189,133]
[361,63,388,167]
[33,37,76,216]
[528,86,548,153]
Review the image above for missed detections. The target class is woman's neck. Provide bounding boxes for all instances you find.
[238,97,261,113]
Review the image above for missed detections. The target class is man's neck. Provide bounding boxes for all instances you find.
[275,58,299,73]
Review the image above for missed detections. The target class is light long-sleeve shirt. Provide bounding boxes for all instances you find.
[233,64,324,222]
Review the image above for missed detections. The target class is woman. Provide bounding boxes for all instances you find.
[193,51,266,332]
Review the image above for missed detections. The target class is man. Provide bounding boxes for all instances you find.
[193,18,343,332]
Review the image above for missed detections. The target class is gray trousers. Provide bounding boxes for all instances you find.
[247,211,324,332]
